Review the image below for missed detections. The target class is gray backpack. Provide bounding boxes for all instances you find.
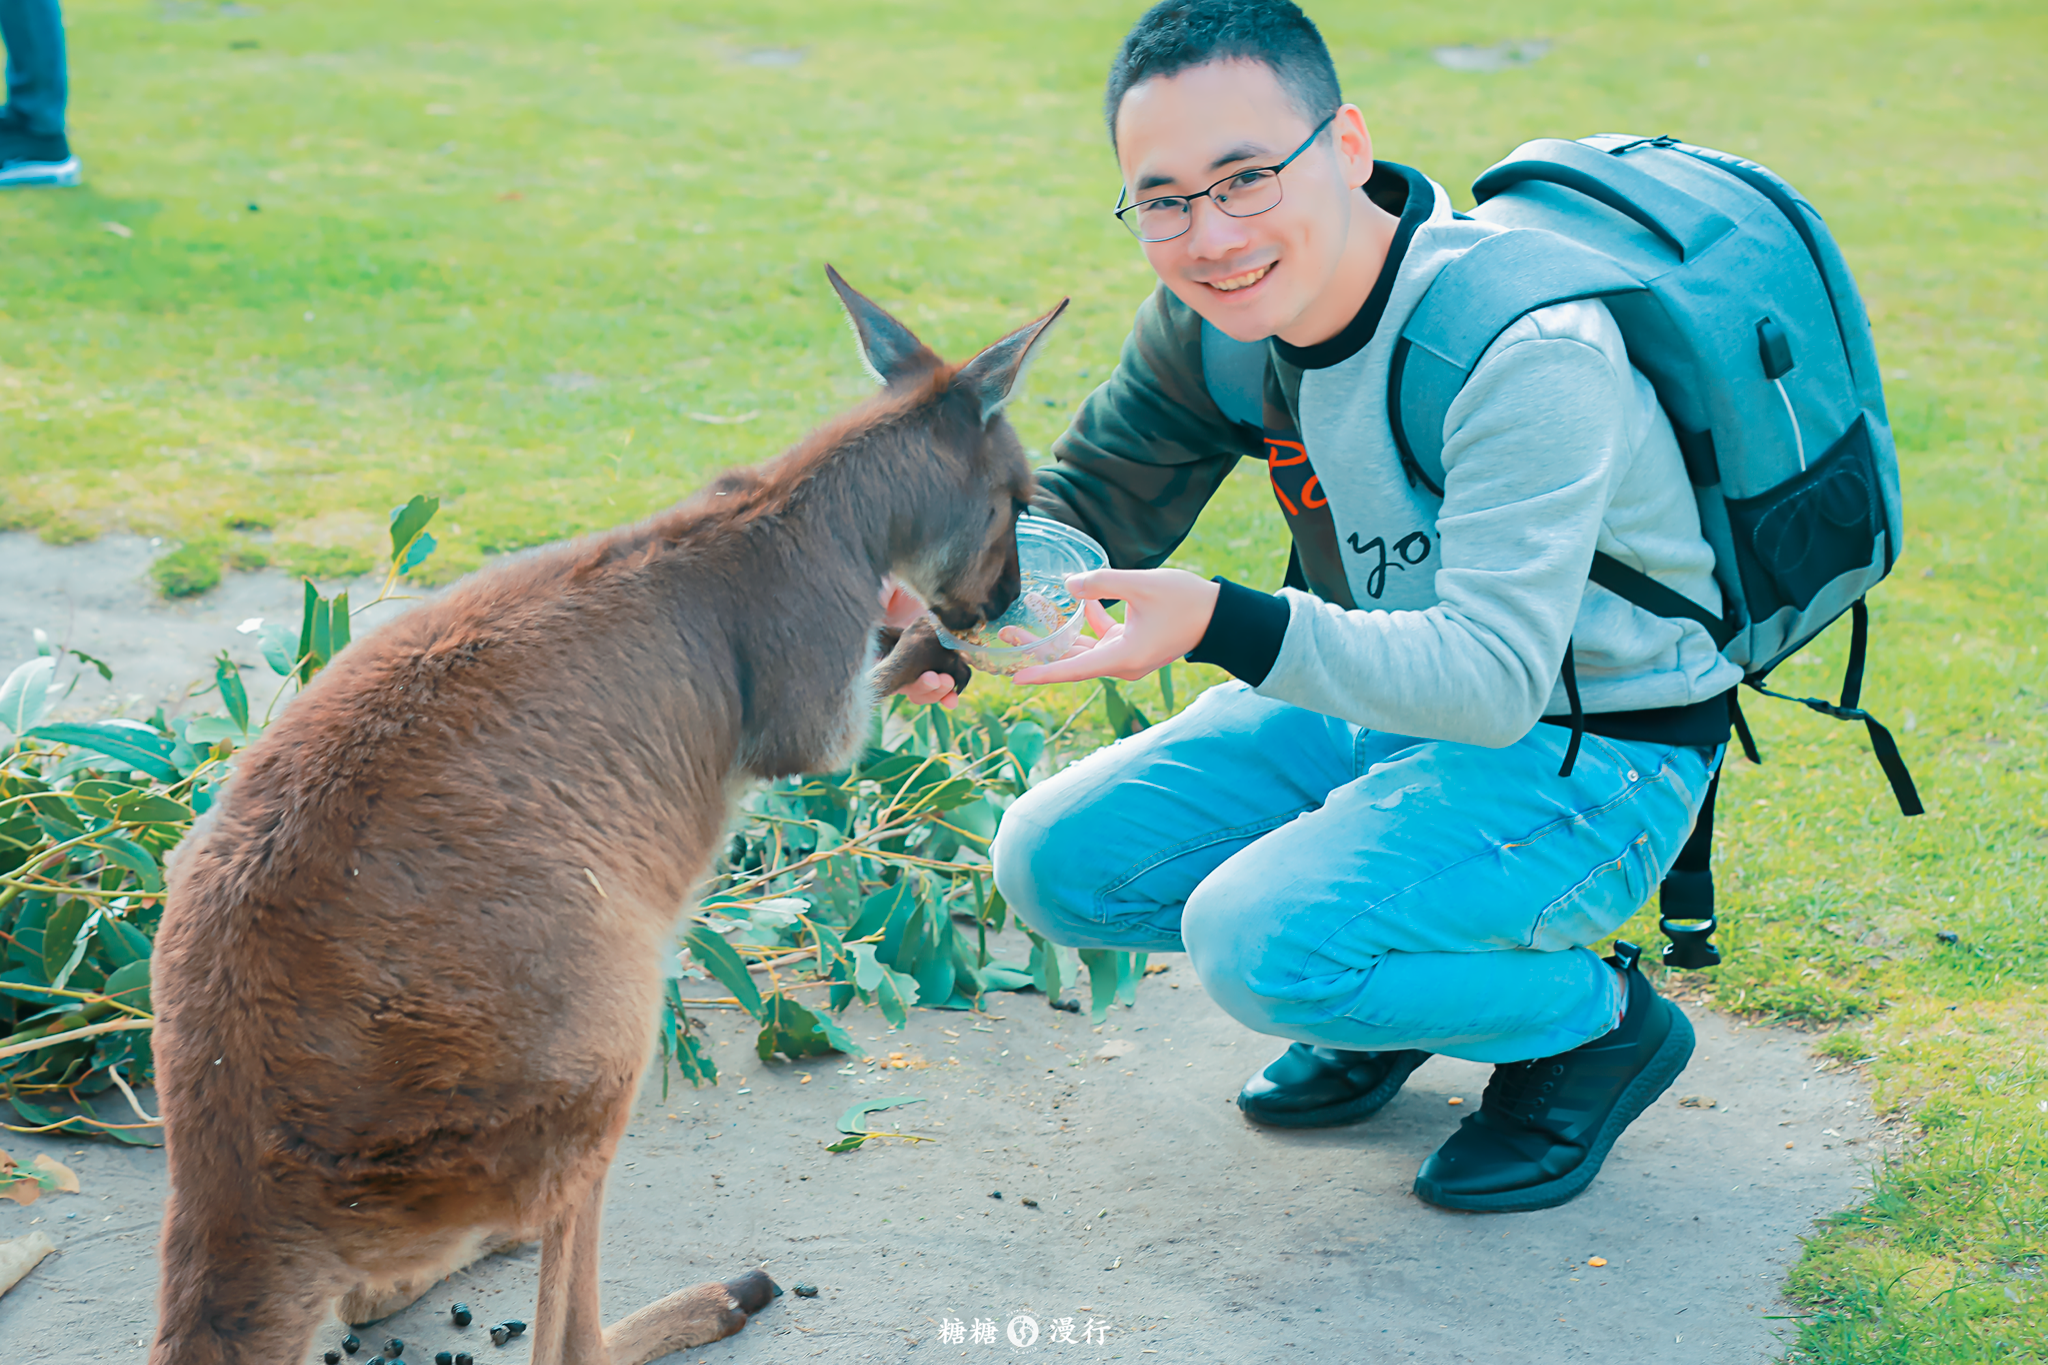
[1218,135,1924,968]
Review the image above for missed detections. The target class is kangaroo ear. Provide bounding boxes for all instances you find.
[953,298,1069,426]
[826,265,942,388]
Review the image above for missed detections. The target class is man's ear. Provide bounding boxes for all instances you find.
[826,264,943,388]
[953,298,1070,426]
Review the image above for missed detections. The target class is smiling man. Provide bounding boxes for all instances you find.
[944,0,1741,1213]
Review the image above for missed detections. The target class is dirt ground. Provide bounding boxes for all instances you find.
[0,533,1895,1362]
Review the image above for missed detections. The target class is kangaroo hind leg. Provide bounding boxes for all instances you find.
[603,1268,782,1365]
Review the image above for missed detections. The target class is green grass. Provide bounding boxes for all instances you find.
[3,1,2044,1356]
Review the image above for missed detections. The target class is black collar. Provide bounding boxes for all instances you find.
[1272,161,1434,371]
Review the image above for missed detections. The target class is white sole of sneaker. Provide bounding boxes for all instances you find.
[0,156,83,188]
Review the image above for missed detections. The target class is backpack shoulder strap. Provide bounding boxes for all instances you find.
[1389,228,1642,496]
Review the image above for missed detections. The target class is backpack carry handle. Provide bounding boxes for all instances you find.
[1472,139,1736,262]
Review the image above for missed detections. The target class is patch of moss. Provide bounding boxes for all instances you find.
[151,542,224,598]
[273,542,374,583]
[226,538,273,572]
[36,514,94,546]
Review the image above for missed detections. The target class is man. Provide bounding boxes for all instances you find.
[900,0,1737,1213]
[0,0,80,188]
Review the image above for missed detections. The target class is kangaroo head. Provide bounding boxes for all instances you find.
[827,266,1068,635]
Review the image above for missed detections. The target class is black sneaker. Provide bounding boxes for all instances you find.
[1412,942,1693,1212]
[1236,1043,1432,1128]
[0,127,81,188]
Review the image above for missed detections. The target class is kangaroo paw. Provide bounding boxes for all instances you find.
[872,617,972,698]
[725,1267,782,1315]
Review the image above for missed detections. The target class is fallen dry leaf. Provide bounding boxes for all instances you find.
[0,1232,57,1297]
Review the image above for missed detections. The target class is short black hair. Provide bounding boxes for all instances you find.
[1104,0,1341,144]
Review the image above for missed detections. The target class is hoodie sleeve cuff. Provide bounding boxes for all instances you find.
[1184,577,1290,686]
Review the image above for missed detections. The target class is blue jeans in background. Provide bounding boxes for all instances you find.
[1,0,67,136]
[993,681,1720,1065]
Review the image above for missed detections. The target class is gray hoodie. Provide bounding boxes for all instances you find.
[1031,161,1740,748]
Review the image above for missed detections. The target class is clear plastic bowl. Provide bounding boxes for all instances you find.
[932,516,1108,676]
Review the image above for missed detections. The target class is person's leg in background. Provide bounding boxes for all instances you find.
[0,0,81,187]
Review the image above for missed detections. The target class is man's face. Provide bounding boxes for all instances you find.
[1114,60,1373,343]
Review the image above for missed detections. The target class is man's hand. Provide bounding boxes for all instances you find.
[1011,567,1219,685]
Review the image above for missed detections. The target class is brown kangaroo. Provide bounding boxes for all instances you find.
[147,267,1064,1364]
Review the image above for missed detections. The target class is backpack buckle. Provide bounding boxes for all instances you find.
[1659,915,1722,970]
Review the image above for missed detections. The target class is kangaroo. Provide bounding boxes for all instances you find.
[146,267,1065,1365]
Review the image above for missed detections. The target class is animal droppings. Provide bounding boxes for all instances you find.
[342,1336,362,1356]
[490,1327,509,1347]
[1020,1197,1039,1207]
[503,1321,527,1335]
[990,1190,1002,1199]
[1937,930,1960,944]
[325,1354,342,1365]
[455,1355,475,1365]
[452,1303,473,1327]
[793,1282,820,1297]
[384,1341,405,1357]
[436,1353,454,1365]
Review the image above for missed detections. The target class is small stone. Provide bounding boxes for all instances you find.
[1020,1197,1039,1207]
[1678,1094,1716,1108]
[1588,1256,1607,1267]
[343,1337,362,1356]
[452,1303,473,1327]
[989,1190,1002,1199]
[792,1282,819,1297]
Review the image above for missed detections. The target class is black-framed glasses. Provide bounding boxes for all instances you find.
[1113,112,1337,243]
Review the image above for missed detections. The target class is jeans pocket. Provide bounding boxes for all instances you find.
[1528,832,1657,952]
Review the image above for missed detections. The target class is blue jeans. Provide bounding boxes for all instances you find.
[993,682,1720,1065]
[1,0,67,136]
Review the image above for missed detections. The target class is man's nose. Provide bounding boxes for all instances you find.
[1181,196,1252,260]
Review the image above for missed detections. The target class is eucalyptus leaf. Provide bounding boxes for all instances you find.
[258,621,298,677]
[681,924,763,1015]
[388,494,440,563]
[1006,720,1046,780]
[102,959,153,1013]
[93,830,164,892]
[21,722,181,782]
[1078,948,1121,1024]
[836,1095,925,1135]
[397,531,437,576]
[213,651,249,733]
[41,899,91,985]
[95,916,152,971]
[0,656,56,736]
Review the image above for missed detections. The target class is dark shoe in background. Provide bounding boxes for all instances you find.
[1412,941,1694,1212]
[0,124,81,188]
[1237,1042,1432,1128]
